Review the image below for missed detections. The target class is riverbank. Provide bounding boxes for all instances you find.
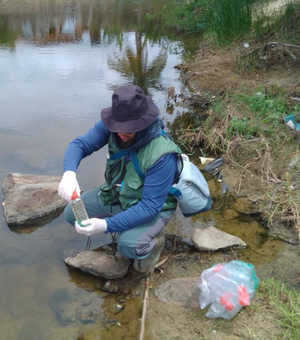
[180,41,300,243]
[145,40,300,340]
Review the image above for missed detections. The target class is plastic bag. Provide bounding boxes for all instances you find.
[197,260,259,320]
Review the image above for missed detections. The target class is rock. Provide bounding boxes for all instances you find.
[2,173,66,224]
[65,251,132,279]
[49,287,104,325]
[222,208,240,220]
[113,303,125,313]
[102,280,120,293]
[191,226,247,251]
[155,277,200,309]
[232,197,257,215]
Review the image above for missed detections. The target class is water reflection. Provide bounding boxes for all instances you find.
[0,0,198,339]
[0,0,175,48]
[7,209,64,234]
[108,32,167,92]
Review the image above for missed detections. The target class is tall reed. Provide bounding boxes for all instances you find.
[204,0,252,44]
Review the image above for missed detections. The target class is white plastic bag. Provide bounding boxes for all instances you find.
[197,260,259,320]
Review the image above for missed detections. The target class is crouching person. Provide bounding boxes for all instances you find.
[58,84,181,273]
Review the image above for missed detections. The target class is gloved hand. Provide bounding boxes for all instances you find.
[58,171,80,202]
[75,218,107,236]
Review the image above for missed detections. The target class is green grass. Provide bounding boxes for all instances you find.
[148,0,300,46]
[256,278,300,340]
[227,88,300,139]
[203,0,252,45]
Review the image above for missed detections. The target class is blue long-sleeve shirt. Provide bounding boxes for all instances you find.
[64,121,177,233]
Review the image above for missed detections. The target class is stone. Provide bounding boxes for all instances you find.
[65,251,132,279]
[155,277,200,309]
[222,208,240,220]
[49,287,104,325]
[102,280,120,293]
[2,173,67,224]
[191,226,247,251]
[232,197,257,215]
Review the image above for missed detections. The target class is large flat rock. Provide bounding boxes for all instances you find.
[65,251,132,280]
[2,173,66,224]
[192,226,247,251]
[155,277,200,309]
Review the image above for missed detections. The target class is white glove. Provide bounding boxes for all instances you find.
[58,171,80,202]
[75,218,107,236]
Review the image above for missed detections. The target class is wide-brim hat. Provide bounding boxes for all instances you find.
[101,84,159,133]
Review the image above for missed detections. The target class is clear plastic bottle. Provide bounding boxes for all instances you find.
[71,191,89,226]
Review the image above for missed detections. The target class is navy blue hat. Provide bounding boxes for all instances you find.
[101,84,159,133]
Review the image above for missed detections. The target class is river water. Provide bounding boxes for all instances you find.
[0,1,283,339]
[0,1,198,339]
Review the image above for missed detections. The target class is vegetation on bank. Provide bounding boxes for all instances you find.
[148,0,300,46]
[152,0,300,237]
[255,278,300,340]
[178,88,300,237]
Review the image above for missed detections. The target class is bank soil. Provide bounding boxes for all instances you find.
[146,45,300,340]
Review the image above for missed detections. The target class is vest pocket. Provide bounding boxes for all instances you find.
[100,183,120,205]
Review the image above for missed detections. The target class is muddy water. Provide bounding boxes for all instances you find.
[0,0,283,339]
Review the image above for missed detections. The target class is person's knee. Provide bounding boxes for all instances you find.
[64,203,75,226]
[117,244,149,260]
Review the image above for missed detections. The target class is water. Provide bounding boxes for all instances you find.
[0,1,282,339]
[0,1,197,339]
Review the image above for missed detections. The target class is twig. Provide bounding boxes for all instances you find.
[173,236,177,251]
[154,255,172,269]
[264,42,300,50]
[139,275,150,340]
[138,252,192,339]
[284,47,297,61]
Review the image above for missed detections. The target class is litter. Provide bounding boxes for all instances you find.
[197,260,258,320]
[202,157,224,173]
[284,115,300,137]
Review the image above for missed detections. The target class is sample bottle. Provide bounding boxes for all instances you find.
[71,191,89,226]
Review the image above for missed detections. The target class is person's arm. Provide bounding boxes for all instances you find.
[58,121,110,202]
[63,120,110,172]
[105,153,177,233]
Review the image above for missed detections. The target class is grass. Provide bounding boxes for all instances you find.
[203,0,252,45]
[231,88,300,138]
[256,278,300,340]
[179,87,300,233]
[237,2,300,72]
[195,87,300,145]
[149,0,300,47]
[253,1,300,42]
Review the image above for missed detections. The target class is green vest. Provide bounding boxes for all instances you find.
[100,134,181,211]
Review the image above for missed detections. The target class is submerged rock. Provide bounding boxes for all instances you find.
[102,280,120,293]
[49,287,104,325]
[155,277,200,309]
[2,173,66,224]
[191,226,247,251]
[65,251,132,279]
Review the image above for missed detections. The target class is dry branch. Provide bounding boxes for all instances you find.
[139,275,150,340]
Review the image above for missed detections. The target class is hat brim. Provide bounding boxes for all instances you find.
[101,96,159,133]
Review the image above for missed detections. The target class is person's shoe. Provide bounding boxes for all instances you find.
[133,232,165,273]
